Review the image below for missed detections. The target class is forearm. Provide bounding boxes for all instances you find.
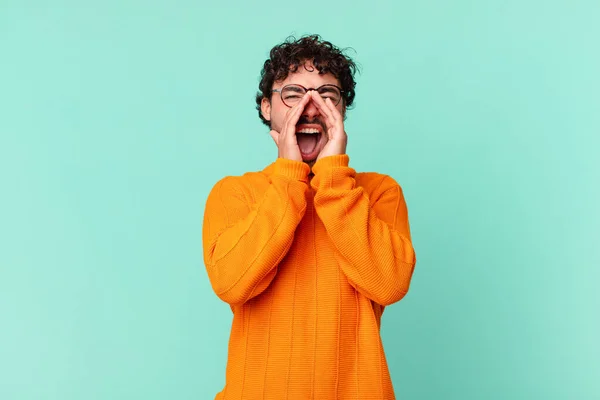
[311,155,416,306]
[203,158,310,304]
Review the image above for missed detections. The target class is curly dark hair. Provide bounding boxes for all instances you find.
[255,34,358,127]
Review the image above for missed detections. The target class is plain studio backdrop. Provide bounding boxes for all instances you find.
[1,1,598,399]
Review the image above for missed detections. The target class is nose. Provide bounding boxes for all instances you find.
[302,96,320,119]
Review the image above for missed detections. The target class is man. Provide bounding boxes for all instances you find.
[202,35,416,399]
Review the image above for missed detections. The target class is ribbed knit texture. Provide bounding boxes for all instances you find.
[202,155,416,400]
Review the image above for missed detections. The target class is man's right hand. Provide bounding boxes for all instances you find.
[269,92,311,162]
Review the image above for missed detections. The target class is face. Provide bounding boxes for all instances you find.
[261,60,345,167]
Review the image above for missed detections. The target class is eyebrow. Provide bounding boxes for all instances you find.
[317,86,339,93]
[285,85,305,93]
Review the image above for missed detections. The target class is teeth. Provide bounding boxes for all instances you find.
[297,128,320,134]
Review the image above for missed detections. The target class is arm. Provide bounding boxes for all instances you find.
[310,155,416,306]
[202,158,310,305]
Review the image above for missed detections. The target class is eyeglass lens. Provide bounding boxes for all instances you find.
[280,85,341,107]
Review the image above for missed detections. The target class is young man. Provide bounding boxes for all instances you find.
[202,35,416,399]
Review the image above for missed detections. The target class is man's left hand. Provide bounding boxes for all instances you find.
[309,91,347,160]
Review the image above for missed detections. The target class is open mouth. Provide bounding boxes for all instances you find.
[296,124,323,161]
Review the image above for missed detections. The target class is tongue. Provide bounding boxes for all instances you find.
[297,133,318,155]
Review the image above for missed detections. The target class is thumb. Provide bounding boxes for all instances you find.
[269,129,280,145]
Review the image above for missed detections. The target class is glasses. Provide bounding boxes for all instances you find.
[272,84,344,108]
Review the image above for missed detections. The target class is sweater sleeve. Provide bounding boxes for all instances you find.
[310,155,416,306]
[202,158,310,305]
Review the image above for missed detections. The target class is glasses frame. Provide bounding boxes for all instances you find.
[272,84,345,108]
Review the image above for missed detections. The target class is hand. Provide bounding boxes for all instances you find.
[269,92,312,162]
[308,91,347,160]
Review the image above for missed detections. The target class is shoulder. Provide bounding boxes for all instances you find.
[355,171,404,202]
[206,169,271,204]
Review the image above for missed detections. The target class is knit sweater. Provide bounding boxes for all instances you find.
[202,154,416,399]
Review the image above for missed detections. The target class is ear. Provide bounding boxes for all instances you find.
[261,97,271,122]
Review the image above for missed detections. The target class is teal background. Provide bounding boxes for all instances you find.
[1,0,598,399]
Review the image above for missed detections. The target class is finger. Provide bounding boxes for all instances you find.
[282,93,311,142]
[269,129,280,145]
[288,92,312,126]
[281,93,309,134]
[309,91,336,125]
[320,95,340,123]
[324,97,342,121]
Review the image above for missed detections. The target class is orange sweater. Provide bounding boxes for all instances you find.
[202,154,416,399]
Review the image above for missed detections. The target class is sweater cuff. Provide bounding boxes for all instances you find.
[273,158,311,182]
[310,154,356,191]
[311,154,350,175]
